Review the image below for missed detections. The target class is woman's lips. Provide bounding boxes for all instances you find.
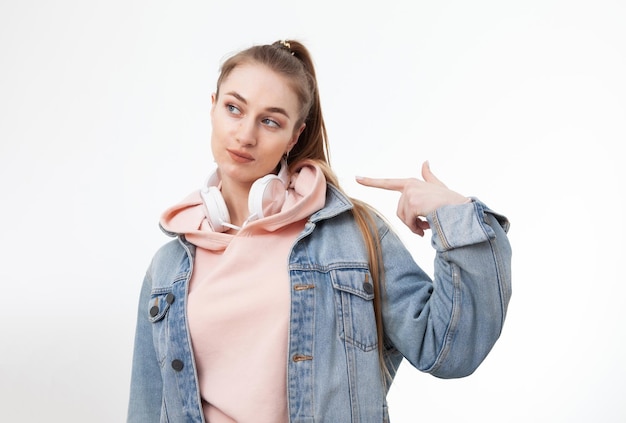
[227,149,254,163]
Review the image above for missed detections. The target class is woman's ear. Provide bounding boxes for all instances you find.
[210,93,217,118]
[289,122,306,149]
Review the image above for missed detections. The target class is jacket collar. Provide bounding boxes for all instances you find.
[308,184,354,223]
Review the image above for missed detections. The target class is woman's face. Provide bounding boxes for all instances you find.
[210,63,304,189]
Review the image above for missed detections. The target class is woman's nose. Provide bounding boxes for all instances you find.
[236,117,257,146]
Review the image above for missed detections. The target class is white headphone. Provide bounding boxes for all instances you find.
[200,158,290,232]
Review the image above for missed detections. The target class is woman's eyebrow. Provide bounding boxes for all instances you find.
[225,91,291,119]
[225,91,247,104]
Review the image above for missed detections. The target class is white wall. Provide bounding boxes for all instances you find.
[1,1,624,421]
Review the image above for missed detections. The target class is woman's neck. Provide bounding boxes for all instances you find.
[220,179,253,229]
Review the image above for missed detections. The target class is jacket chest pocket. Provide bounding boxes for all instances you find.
[331,269,378,352]
[148,288,176,366]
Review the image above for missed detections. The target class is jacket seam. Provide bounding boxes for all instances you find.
[427,255,461,374]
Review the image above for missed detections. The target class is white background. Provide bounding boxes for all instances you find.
[1,1,625,422]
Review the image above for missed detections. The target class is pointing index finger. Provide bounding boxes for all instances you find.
[355,176,407,192]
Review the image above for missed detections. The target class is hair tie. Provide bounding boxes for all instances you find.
[279,40,295,56]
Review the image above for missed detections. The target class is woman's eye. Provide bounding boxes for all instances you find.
[262,118,280,128]
[226,104,241,115]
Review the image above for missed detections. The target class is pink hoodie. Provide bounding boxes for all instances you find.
[159,161,327,423]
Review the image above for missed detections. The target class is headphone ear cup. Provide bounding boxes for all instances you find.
[248,175,287,220]
[200,186,231,232]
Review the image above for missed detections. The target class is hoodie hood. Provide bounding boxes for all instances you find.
[159,160,327,251]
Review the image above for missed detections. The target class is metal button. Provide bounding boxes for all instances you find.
[171,359,184,371]
[149,305,159,317]
[363,282,374,295]
[165,293,175,304]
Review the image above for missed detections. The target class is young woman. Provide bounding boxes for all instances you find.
[127,40,512,423]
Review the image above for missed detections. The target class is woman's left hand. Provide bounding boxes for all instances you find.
[356,161,469,236]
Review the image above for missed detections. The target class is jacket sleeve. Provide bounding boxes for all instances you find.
[380,198,512,378]
[127,266,163,422]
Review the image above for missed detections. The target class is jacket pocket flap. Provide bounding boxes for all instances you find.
[331,269,375,301]
[148,288,175,323]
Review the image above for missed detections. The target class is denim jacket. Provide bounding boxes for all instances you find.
[127,184,512,423]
